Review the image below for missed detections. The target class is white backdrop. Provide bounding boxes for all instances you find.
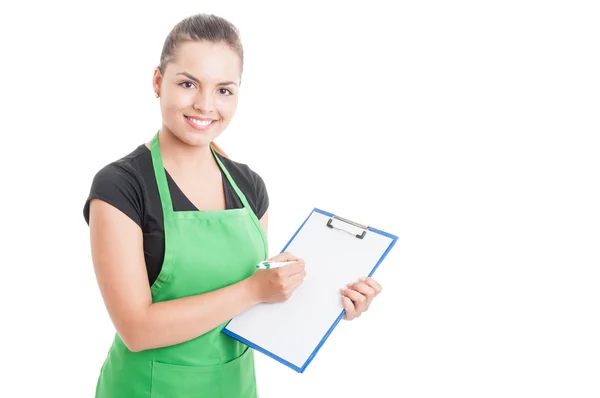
[2,1,599,397]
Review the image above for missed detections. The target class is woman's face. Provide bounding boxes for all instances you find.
[153,40,241,147]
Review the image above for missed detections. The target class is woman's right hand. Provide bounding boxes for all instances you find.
[249,252,306,304]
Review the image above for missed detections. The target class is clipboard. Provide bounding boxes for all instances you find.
[222,208,398,373]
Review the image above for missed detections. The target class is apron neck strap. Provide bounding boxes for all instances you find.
[150,132,173,214]
[150,131,253,213]
[210,145,253,210]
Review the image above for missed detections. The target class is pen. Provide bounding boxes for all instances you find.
[256,260,296,269]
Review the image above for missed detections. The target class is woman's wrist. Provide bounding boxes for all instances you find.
[240,274,263,306]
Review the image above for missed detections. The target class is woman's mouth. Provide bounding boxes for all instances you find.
[185,115,218,131]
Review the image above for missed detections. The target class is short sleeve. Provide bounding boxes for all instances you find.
[253,171,269,219]
[83,162,144,228]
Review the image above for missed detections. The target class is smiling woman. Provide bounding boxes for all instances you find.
[83,12,381,398]
[154,36,241,150]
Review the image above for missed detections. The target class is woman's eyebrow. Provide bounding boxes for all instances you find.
[176,72,238,86]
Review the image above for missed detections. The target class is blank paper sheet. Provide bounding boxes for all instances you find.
[223,209,397,372]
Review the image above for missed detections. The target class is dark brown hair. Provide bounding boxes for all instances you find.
[158,13,244,157]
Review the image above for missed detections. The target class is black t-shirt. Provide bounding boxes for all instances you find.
[83,144,269,286]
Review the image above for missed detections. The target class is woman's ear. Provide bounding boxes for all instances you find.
[152,67,162,97]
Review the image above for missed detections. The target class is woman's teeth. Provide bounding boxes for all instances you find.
[188,118,212,126]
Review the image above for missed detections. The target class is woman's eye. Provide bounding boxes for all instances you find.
[180,81,195,89]
[219,88,233,95]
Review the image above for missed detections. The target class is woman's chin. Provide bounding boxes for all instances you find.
[178,130,220,148]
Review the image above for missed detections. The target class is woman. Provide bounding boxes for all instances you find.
[84,13,383,397]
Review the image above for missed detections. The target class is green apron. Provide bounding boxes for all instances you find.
[95,132,268,397]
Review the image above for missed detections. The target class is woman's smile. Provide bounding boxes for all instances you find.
[185,115,219,131]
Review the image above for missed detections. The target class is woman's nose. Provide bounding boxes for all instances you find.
[193,91,215,114]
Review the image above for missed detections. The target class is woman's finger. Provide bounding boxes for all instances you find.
[361,277,383,295]
[287,273,306,290]
[279,260,305,277]
[341,295,356,320]
[269,251,302,262]
[341,287,368,314]
[347,281,375,300]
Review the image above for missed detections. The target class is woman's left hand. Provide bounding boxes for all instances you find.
[340,277,382,320]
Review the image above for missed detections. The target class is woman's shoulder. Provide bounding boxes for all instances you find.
[217,154,269,218]
[89,145,150,189]
[218,154,267,191]
[83,144,151,226]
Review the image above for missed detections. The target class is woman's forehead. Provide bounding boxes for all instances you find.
[168,41,241,83]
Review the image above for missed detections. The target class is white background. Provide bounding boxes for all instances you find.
[2,1,599,397]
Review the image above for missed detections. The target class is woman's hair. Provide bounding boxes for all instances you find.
[159,13,244,158]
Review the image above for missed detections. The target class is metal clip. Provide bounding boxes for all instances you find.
[326,215,369,239]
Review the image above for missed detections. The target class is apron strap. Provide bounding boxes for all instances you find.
[211,145,253,211]
[149,131,254,213]
[212,145,268,258]
[150,132,174,214]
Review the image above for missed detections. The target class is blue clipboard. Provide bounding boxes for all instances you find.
[222,207,398,373]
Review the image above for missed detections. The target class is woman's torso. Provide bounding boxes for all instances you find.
[83,144,269,286]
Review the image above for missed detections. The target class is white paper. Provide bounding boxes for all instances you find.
[223,210,396,370]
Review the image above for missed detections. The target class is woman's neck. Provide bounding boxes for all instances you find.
[154,128,217,174]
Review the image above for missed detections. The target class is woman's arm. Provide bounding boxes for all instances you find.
[89,200,298,352]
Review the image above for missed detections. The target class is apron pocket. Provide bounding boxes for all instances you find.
[150,348,256,398]
[221,347,257,398]
[151,360,221,398]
